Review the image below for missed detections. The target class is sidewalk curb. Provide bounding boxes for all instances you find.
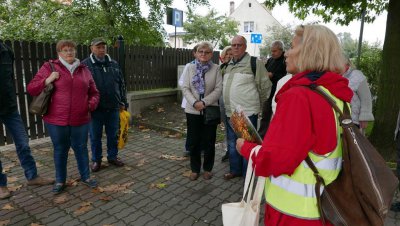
[133,121,185,136]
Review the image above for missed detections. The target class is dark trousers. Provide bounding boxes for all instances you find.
[186,113,217,173]
[396,133,400,178]
[258,98,273,138]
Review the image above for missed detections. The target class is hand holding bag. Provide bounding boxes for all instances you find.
[221,145,265,226]
[29,62,55,115]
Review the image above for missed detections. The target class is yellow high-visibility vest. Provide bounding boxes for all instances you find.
[265,87,344,219]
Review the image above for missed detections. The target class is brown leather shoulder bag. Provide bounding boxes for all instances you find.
[305,86,398,226]
[29,62,55,115]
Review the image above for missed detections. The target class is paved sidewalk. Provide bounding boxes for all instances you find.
[1,127,400,226]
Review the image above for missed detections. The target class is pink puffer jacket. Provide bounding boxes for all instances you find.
[27,59,99,126]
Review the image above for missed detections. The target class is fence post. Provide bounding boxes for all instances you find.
[117,35,126,78]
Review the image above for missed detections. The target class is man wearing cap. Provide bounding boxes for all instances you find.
[82,38,129,172]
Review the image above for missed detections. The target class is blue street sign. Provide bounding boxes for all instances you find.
[251,33,262,44]
[173,9,183,27]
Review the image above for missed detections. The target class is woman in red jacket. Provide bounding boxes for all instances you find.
[27,40,100,194]
[236,25,353,225]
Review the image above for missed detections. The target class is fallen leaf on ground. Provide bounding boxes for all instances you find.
[31,223,44,226]
[1,204,14,210]
[66,179,78,187]
[141,129,150,132]
[92,188,102,194]
[99,196,113,201]
[136,159,146,167]
[124,166,132,171]
[183,170,192,177]
[7,184,22,192]
[159,154,186,161]
[149,183,167,189]
[164,177,171,181]
[35,162,43,167]
[74,202,93,215]
[98,182,134,193]
[53,194,69,204]
[3,163,16,173]
[138,125,146,129]
[7,176,18,183]
[157,107,164,112]
[0,219,10,226]
[143,135,151,139]
[168,133,182,138]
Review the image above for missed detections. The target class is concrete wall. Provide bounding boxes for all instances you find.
[126,65,185,117]
[127,89,178,116]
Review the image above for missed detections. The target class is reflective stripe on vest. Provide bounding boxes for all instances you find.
[264,87,345,219]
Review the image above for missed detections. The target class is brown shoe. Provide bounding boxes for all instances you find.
[203,171,213,180]
[223,172,242,180]
[27,176,54,186]
[0,186,11,199]
[108,158,124,167]
[91,162,102,172]
[189,172,199,181]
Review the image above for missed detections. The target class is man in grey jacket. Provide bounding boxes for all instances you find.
[222,35,272,179]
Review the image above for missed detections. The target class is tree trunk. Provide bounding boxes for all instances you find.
[370,0,400,160]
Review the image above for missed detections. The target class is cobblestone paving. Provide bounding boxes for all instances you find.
[1,127,400,225]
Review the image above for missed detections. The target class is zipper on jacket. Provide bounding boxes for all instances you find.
[68,71,74,125]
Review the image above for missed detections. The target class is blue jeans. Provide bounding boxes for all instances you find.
[45,123,91,183]
[89,110,120,162]
[226,114,258,176]
[0,111,38,186]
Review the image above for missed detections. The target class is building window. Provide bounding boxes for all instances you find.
[244,21,254,33]
[249,3,251,7]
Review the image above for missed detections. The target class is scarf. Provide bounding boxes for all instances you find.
[59,56,80,75]
[192,59,212,95]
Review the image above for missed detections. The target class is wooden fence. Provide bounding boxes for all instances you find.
[0,39,219,146]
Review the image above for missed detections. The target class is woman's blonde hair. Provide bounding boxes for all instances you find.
[295,24,346,74]
[220,46,232,58]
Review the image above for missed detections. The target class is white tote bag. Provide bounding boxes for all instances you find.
[221,145,265,226]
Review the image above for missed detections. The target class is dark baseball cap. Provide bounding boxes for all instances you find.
[91,38,106,46]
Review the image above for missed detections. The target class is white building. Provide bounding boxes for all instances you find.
[165,0,282,55]
[228,0,282,56]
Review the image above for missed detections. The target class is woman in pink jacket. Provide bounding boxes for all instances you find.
[27,40,100,194]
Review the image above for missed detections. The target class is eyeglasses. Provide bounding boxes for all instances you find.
[59,49,76,54]
[197,50,212,55]
[231,43,244,48]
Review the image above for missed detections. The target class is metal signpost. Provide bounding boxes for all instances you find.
[251,33,262,56]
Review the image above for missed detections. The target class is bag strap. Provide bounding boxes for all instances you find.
[242,146,259,200]
[303,85,351,226]
[250,56,257,76]
[242,145,264,204]
[305,156,327,226]
[310,85,352,120]
[49,62,55,72]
